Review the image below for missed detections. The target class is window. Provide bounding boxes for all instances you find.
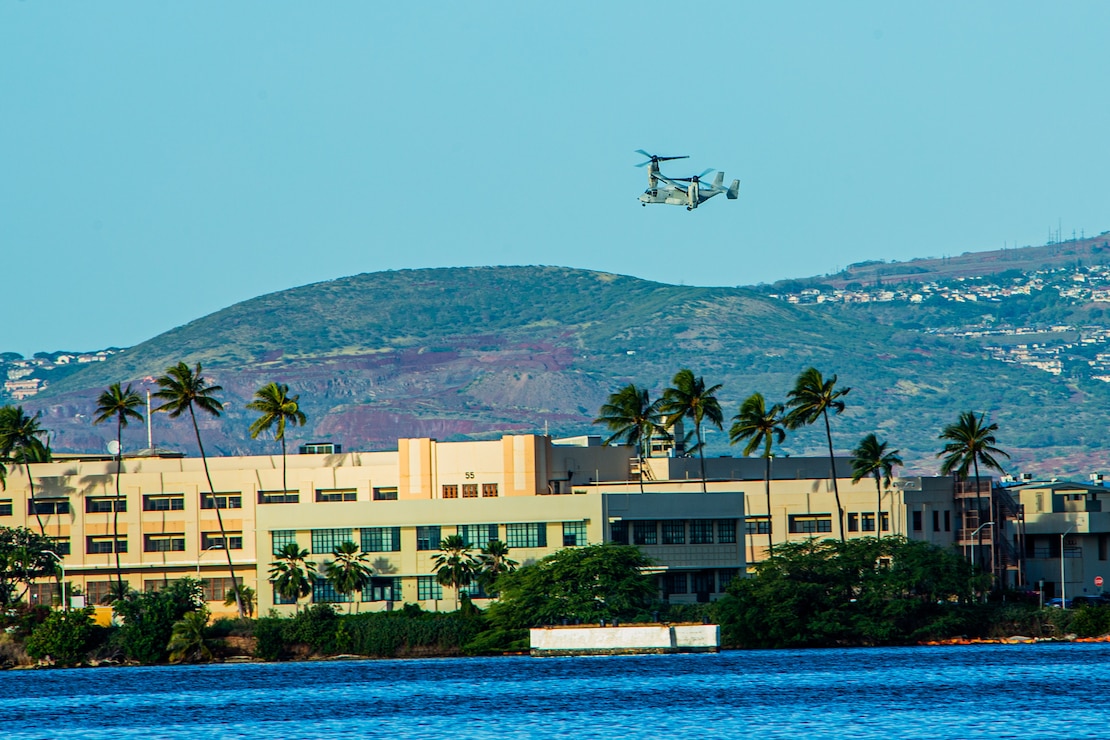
[85,580,119,606]
[300,442,340,455]
[442,484,458,499]
[202,532,243,550]
[272,530,298,555]
[609,520,628,544]
[273,589,297,605]
[416,526,442,551]
[27,582,59,607]
[562,521,588,547]
[662,521,686,545]
[663,572,688,595]
[458,524,499,549]
[482,483,498,498]
[633,521,657,545]
[313,577,350,603]
[506,523,547,548]
[717,569,740,592]
[86,536,127,554]
[200,578,237,602]
[717,519,738,543]
[311,529,353,554]
[692,520,716,543]
[464,581,492,599]
[143,494,184,512]
[201,493,242,509]
[29,499,69,515]
[259,491,300,504]
[0,500,11,517]
[933,511,940,532]
[315,488,356,502]
[788,515,831,534]
[144,534,185,552]
[362,527,401,553]
[462,484,478,498]
[943,510,950,532]
[50,538,71,556]
[362,577,401,602]
[692,571,713,595]
[417,576,443,600]
[912,511,923,532]
[882,513,891,532]
[861,513,876,532]
[86,497,126,513]
[847,513,859,532]
[373,487,398,501]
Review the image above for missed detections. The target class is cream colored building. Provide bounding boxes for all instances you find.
[1,435,746,616]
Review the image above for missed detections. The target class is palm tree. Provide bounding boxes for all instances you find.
[246,382,308,501]
[168,609,214,663]
[785,368,851,542]
[224,584,255,618]
[269,542,318,611]
[659,369,724,493]
[850,433,903,541]
[152,362,244,617]
[325,541,373,613]
[938,411,1010,571]
[0,406,52,534]
[476,539,518,596]
[594,384,666,492]
[433,534,478,609]
[93,383,144,596]
[729,392,786,555]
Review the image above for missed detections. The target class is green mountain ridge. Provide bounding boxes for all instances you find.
[14,257,1110,477]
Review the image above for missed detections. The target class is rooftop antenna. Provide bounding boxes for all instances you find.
[544,420,549,437]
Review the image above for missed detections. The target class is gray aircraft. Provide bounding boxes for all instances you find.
[636,150,740,210]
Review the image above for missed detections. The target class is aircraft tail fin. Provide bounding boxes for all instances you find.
[713,172,724,189]
[727,179,740,199]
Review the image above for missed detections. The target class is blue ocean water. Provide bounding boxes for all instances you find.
[1,644,1108,739]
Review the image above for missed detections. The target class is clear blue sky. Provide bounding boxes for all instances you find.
[3,3,1109,357]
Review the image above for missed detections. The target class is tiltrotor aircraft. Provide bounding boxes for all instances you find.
[636,150,739,210]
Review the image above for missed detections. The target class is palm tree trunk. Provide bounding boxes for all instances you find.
[112,418,125,594]
[189,405,244,618]
[763,452,773,556]
[281,434,288,499]
[697,422,707,493]
[26,463,45,534]
[973,458,984,574]
[822,409,845,543]
[874,474,882,542]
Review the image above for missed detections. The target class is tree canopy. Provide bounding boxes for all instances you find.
[488,544,656,629]
[715,536,987,648]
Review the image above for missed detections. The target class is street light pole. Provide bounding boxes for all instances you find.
[43,550,65,612]
[1061,525,1076,609]
[196,544,224,576]
[970,522,994,599]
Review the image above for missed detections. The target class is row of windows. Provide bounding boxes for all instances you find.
[441,484,499,498]
[275,577,404,605]
[661,569,740,595]
[12,488,417,514]
[911,510,953,533]
[140,533,244,553]
[273,521,571,556]
[846,512,890,533]
[610,520,738,546]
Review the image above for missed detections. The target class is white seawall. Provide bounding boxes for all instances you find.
[530,624,720,656]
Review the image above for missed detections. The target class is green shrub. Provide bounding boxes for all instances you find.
[285,604,340,653]
[113,578,205,664]
[462,628,528,655]
[25,608,99,666]
[253,617,286,661]
[1068,605,1110,637]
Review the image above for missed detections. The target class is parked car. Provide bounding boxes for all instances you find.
[1046,598,1074,609]
[1071,594,1110,607]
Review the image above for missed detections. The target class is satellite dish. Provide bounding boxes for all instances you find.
[107,440,121,455]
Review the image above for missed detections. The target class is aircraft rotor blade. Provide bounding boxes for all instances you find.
[635,150,690,167]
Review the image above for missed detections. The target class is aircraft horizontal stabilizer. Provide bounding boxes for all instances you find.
[727,180,740,199]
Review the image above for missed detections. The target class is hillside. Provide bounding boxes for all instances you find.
[14,261,1110,477]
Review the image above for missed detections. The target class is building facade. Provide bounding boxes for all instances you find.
[2,434,746,616]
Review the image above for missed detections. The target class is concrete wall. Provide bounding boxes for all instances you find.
[530,624,720,655]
